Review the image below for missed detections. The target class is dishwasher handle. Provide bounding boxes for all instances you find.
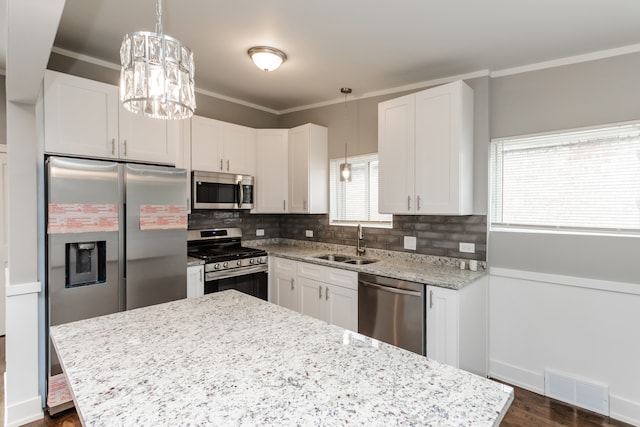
[359,279,422,297]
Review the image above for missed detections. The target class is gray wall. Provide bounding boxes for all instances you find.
[489,52,640,283]
[0,75,6,145]
[279,76,491,215]
[47,53,279,128]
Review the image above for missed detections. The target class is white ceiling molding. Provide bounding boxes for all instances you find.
[491,43,640,78]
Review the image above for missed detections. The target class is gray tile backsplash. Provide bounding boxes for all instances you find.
[189,211,487,261]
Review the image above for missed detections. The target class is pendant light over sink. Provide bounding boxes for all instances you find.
[119,0,196,120]
[340,88,352,182]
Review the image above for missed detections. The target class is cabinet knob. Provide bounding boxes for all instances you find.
[417,195,421,211]
[408,196,411,211]
[291,278,294,290]
[325,287,329,301]
[430,290,434,309]
[111,138,115,155]
[227,160,230,171]
[220,159,223,170]
[319,285,323,299]
[123,140,127,156]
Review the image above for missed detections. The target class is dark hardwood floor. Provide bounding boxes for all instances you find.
[0,337,632,426]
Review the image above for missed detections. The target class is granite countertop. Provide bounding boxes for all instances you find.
[187,256,205,267]
[245,240,486,290]
[51,291,513,426]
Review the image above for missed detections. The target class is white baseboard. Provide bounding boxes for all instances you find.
[610,394,640,427]
[489,360,640,426]
[4,370,43,427]
[489,358,545,395]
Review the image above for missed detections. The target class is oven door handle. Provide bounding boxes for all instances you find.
[206,264,267,281]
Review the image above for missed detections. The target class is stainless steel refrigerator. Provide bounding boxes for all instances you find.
[45,156,187,413]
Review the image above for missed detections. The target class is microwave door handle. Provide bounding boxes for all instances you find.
[237,180,243,208]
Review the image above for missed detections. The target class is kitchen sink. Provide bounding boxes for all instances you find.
[314,254,378,265]
[344,258,378,265]
[314,254,352,262]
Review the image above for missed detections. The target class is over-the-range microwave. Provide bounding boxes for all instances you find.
[192,171,254,210]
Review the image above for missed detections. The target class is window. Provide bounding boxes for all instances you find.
[330,153,392,227]
[490,122,640,234]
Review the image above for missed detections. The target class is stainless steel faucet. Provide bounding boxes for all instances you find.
[356,224,366,256]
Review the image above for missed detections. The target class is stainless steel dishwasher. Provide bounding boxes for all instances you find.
[357,272,425,355]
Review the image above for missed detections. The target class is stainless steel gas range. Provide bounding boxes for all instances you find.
[187,228,268,300]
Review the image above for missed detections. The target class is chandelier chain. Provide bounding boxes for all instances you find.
[155,0,163,35]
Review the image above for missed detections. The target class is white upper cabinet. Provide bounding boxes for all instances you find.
[191,115,256,175]
[44,70,119,159]
[191,115,223,171]
[254,129,289,213]
[288,124,328,214]
[378,80,474,215]
[44,70,178,165]
[118,106,180,165]
[223,122,256,175]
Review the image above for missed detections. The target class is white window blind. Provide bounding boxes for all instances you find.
[330,153,392,226]
[490,122,640,234]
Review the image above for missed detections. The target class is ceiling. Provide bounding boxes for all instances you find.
[4,1,640,113]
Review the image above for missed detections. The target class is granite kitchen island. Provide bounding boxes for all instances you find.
[51,291,513,426]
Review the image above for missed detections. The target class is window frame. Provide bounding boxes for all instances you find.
[489,120,640,237]
[329,152,392,228]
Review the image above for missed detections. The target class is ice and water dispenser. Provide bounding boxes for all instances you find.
[65,241,106,287]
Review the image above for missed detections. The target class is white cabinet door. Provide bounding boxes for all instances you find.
[0,148,7,335]
[298,277,327,322]
[254,129,288,213]
[44,70,119,159]
[378,81,473,215]
[288,124,328,214]
[191,115,223,172]
[187,265,204,298]
[118,107,178,165]
[378,93,415,214]
[272,257,298,311]
[426,285,459,367]
[288,125,310,213]
[325,284,358,332]
[415,81,473,214]
[222,123,256,175]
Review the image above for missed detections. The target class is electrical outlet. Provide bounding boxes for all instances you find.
[256,229,264,237]
[459,242,475,253]
[404,236,417,250]
[305,230,314,238]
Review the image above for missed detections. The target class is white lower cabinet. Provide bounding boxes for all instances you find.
[271,257,298,311]
[426,276,487,376]
[270,257,357,332]
[187,265,204,298]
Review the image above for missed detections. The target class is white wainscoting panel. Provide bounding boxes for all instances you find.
[489,269,640,425]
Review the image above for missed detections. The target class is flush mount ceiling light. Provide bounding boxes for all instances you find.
[119,0,196,120]
[340,87,352,182]
[248,46,287,72]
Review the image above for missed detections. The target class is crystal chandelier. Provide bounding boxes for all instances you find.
[120,0,196,120]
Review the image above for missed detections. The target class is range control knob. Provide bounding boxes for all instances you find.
[223,262,229,268]
[214,263,220,270]
[249,259,255,265]
[259,257,266,264]
[236,260,242,267]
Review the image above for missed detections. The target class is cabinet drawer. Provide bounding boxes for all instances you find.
[271,257,297,275]
[297,261,324,280]
[297,261,357,291]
